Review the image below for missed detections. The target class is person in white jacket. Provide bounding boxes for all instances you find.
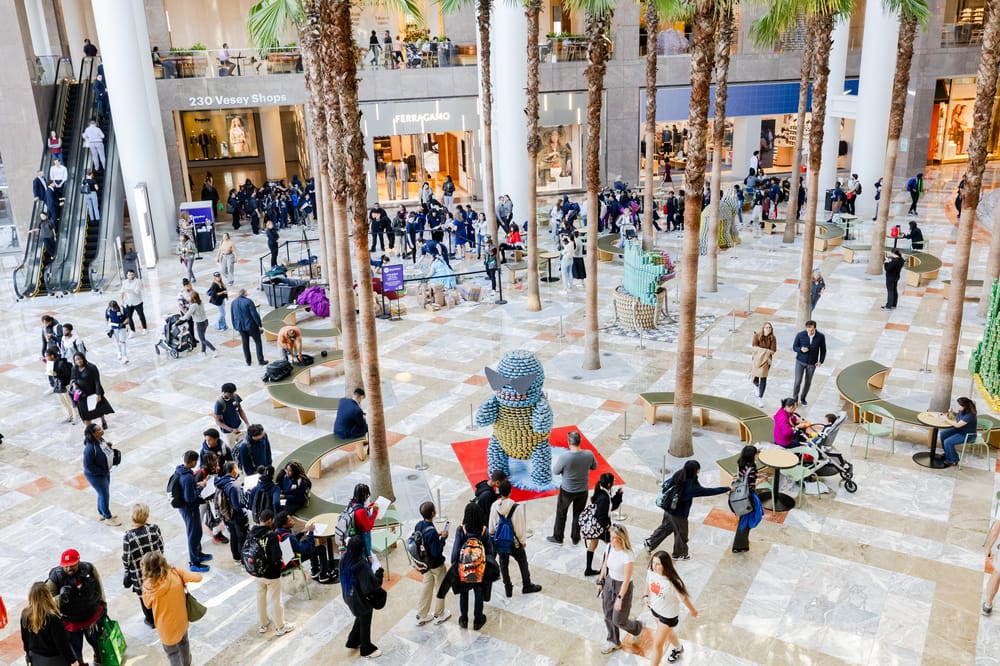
[644,551,699,664]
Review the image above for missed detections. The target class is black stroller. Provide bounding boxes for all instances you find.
[154,314,196,359]
[405,42,423,68]
[810,412,857,492]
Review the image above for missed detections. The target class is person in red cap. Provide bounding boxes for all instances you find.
[46,549,106,664]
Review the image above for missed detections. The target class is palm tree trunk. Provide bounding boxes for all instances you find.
[478,0,499,246]
[931,3,1000,411]
[704,6,733,294]
[671,0,716,458]
[798,13,832,326]
[582,9,614,371]
[867,15,917,276]
[331,0,394,500]
[783,38,812,243]
[980,206,1000,316]
[642,2,659,252]
[318,169,340,325]
[525,0,542,312]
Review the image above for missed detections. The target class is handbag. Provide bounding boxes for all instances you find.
[728,469,754,517]
[177,569,207,621]
[578,503,603,540]
[96,617,127,666]
[112,448,122,467]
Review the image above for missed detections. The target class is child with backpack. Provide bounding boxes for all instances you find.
[488,481,542,599]
[411,501,452,626]
[247,466,281,525]
[449,502,493,630]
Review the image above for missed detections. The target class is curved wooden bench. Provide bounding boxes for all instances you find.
[639,392,769,444]
[277,432,367,479]
[841,244,870,264]
[942,278,983,300]
[503,260,528,284]
[597,233,624,262]
[904,251,941,287]
[266,353,345,425]
[715,452,767,485]
[835,360,889,421]
[262,303,341,347]
[815,223,845,252]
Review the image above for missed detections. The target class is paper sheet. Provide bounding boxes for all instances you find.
[86,394,98,411]
[241,473,259,490]
[370,554,381,573]
[279,537,295,564]
[312,522,329,537]
[374,496,391,517]
[200,476,216,498]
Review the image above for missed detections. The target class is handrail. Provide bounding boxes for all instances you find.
[47,56,99,294]
[12,76,73,298]
[85,120,122,294]
[256,237,319,278]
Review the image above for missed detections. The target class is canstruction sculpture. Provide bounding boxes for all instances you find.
[476,350,554,489]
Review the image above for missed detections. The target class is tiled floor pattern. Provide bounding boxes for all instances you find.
[0,167,997,665]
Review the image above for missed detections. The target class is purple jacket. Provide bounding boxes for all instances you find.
[297,286,330,318]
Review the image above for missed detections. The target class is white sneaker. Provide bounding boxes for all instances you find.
[600,642,619,654]
[128,331,135,339]
[415,614,433,626]
[122,357,129,365]
[363,650,382,659]
[212,351,219,358]
[433,610,452,624]
[258,624,269,634]
[274,623,295,636]
[756,397,764,407]
[141,329,147,336]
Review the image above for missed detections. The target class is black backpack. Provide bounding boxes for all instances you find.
[655,478,682,513]
[262,359,292,383]
[407,523,435,571]
[250,487,274,524]
[166,472,185,508]
[241,532,272,577]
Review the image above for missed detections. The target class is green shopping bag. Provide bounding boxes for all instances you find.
[96,616,127,666]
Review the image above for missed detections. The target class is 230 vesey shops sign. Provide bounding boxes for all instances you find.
[188,93,288,108]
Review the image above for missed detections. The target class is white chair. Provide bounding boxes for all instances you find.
[959,416,995,470]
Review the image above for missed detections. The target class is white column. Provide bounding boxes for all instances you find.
[60,0,88,68]
[91,0,176,262]
[23,0,52,55]
[731,116,761,180]
[818,17,850,197]
[260,106,286,181]
[850,4,898,219]
[489,2,529,225]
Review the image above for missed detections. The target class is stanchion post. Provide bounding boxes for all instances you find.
[618,411,631,441]
[919,347,931,373]
[415,438,429,470]
[747,293,752,316]
[706,334,713,359]
[467,404,476,431]
[496,268,507,305]
[557,315,566,339]
[729,308,738,332]
[636,330,645,350]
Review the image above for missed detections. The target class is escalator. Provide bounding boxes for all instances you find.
[80,119,124,294]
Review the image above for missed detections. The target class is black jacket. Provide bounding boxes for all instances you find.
[473,480,498,520]
[341,556,385,617]
[792,330,827,365]
[884,256,905,281]
[247,525,282,579]
[669,478,729,519]
[46,562,103,623]
[20,610,78,663]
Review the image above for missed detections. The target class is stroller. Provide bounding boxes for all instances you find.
[154,314,196,359]
[405,42,422,68]
[808,412,857,493]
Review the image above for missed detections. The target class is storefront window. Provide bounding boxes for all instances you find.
[179,109,260,162]
[536,125,582,192]
[941,0,987,47]
[928,77,1000,164]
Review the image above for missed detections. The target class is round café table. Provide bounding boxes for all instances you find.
[540,251,561,282]
[914,411,952,469]
[757,448,799,512]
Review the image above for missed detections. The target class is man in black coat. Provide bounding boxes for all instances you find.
[791,320,827,406]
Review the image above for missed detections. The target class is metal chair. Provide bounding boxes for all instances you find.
[959,416,995,470]
[369,508,404,577]
[279,556,312,600]
[850,404,896,458]
[781,445,828,505]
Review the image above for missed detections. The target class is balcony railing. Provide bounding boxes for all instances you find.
[32,55,75,86]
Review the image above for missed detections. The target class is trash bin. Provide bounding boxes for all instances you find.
[824,189,835,212]
[262,277,308,308]
[122,252,140,276]
[194,224,216,252]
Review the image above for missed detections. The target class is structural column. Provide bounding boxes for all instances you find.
[488,1,529,225]
[818,16,850,199]
[59,0,90,68]
[260,106,287,181]
[731,116,762,180]
[850,4,898,219]
[91,0,175,264]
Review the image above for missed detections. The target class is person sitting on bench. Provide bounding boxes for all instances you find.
[277,325,304,364]
[334,388,368,440]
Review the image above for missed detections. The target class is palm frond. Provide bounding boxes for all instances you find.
[880,0,931,27]
[652,0,694,23]
[381,0,424,22]
[749,0,802,48]
[438,0,474,15]
[565,0,617,20]
[247,0,305,53]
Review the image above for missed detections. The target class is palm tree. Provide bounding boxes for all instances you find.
[641,1,660,252]
[866,0,931,277]
[569,0,616,371]
[702,4,734,293]
[525,0,543,311]
[931,2,1000,411]
[750,6,811,244]
[670,0,716,458]
[440,0,500,247]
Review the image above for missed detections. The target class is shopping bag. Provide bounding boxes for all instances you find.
[96,617,127,666]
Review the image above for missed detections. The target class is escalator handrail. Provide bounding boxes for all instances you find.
[12,79,74,298]
[48,57,100,294]
[85,116,120,293]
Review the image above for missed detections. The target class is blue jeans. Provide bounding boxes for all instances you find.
[85,191,100,220]
[940,428,968,463]
[216,304,228,330]
[68,605,106,663]
[84,472,111,519]
[180,505,205,565]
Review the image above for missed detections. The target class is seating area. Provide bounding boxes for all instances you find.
[840,246,942,286]
[265,353,345,425]
[262,303,341,346]
[639,391,774,445]
[597,233,625,261]
[276,431,367,480]
[814,223,845,252]
[943,278,984,299]
[503,260,528,284]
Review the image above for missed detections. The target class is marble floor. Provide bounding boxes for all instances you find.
[0,166,998,666]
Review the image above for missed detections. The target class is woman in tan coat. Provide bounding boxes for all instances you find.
[750,322,777,407]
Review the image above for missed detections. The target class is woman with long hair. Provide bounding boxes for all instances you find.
[645,551,698,664]
[732,445,762,553]
[69,353,113,427]
[122,503,164,628]
[180,291,217,357]
[340,535,385,658]
[940,397,979,466]
[82,422,119,525]
[275,460,312,516]
[141,551,202,665]
[584,472,623,576]
[20,582,81,665]
[450,501,492,630]
[348,483,379,556]
[750,322,777,407]
[596,524,643,654]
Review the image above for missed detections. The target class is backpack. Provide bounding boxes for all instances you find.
[250,487,273,524]
[166,472,185,509]
[241,533,272,577]
[655,478,682,513]
[296,353,314,367]
[216,486,236,523]
[728,469,754,517]
[493,503,518,554]
[262,359,292,383]
[406,523,435,571]
[458,536,486,584]
[578,503,603,540]
[333,505,357,549]
[906,178,917,192]
[855,183,863,196]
